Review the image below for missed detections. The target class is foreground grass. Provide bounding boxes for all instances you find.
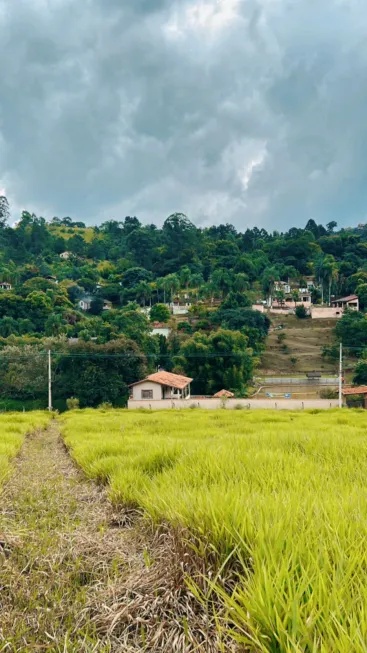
[62,408,367,652]
[0,411,50,487]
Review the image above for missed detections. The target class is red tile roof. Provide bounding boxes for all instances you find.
[129,371,193,390]
[213,389,235,398]
[147,371,193,389]
[342,386,367,396]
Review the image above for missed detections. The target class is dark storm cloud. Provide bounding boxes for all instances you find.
[0,0,366,229]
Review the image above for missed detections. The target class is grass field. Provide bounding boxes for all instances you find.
[61,408,367,651]
[0,412,50,487]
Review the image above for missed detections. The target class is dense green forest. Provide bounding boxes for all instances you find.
[1,194,367,407]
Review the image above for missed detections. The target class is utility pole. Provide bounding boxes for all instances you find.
[339,342,343,409]
[48,350,53,412]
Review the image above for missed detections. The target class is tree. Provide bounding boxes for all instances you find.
[326,221,337,233]
[292,289,300,306]
[180,329,254,396]
[55,339,146,407]
[356,283,367,311]
[353,359,367,385]
[0,195,10,228]
[179,266,192,290]
[233,273,249,293]
[150,304,171,323]
[336,312,367,352]
[90,297,104,315]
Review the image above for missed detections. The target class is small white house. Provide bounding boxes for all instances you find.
[151,322,172,338]
[60,251,71,260]
[79,298,92,311]
[0,282,12,291]
[129,371,193,404]
[103,300,112,311]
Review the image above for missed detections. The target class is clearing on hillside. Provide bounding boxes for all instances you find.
[62,408,367,652]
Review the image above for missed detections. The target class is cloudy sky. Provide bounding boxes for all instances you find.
[0,0,366,231]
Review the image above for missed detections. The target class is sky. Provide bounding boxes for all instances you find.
[0,0,366,231]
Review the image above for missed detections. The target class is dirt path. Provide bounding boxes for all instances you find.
[0,423,228,653]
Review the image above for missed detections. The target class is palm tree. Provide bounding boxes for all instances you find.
[292,289,300,307]
[314,255,326,304]
[233,273,249,293]
[323,255,338,306]
[179,266,192,290]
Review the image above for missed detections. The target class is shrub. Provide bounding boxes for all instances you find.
[98,402,113,411]
[150,303,171,323]
[66,397,80,410]
[295,304,308,319]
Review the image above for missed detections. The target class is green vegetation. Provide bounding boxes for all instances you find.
[2,197,367,402]
[62,408,367,651]
[0,411,50,485]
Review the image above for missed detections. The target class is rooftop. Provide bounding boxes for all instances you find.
[331,295,358,303]
[130,371,193,390]
[342,386,367,396]
[213,389,235,398]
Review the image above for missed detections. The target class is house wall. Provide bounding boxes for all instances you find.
[151,328,171,337]
[311,307,343,319]
[131,381,162,401]
[252,304,265,313]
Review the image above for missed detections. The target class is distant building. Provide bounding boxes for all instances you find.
[0,282,12,291]
[151,322,172,338]
[331,294,359,312]
[129,371,193,405]
[45,275,58,284]
[103,300,112,311]
[274,281,291,294]
[60,251,71,260]
[213,389,235,398]
[79,298,92,311]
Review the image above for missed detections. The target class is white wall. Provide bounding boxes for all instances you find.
[151,328,171,337]
[128,398,339,410]
[311,307,343,319]
[131,381,162,401]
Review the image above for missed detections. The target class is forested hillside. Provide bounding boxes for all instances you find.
[1,194,367,407]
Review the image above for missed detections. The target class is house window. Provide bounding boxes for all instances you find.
[141,390,153,399]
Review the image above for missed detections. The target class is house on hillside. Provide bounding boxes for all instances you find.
[103,300,112,311]
[60,251,71,260]
[151,322,172,338]
[128,371,193,406]
[79,297,92,311]
[331,295,359,312]
[0,282,12,291]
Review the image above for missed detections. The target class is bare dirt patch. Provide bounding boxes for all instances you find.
[0,423,231,652]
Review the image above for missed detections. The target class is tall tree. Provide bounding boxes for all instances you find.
[0,195,10,228]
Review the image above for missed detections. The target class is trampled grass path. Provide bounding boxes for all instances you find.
[0,424,227,653]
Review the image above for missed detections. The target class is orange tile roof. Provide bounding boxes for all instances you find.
[146,371,193,389]
[342,386,367,396]
[213,389,235,398]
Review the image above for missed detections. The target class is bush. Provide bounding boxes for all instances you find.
[295,305,308,319]
[98,402,113,411]
[66,397,80,410]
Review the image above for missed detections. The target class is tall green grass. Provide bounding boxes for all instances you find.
[62,408,367,651]
[0,412,51,487]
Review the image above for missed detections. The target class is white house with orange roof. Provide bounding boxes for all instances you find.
[128,371,193,406]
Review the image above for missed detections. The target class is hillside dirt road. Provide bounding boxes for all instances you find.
[0,423,227,652]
